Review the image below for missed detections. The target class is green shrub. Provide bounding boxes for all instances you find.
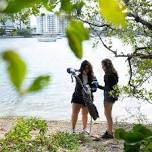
[50,132,80,152]
[0,118,81,152]
[17,28,32,37]
[115,124,152,152]
[0,28,5,35]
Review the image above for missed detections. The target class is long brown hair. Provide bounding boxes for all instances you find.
[79,60,95,79]
[102,58,118,76]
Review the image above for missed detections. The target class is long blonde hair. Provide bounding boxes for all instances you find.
[102,58,118,75]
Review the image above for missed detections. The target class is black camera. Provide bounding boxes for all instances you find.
[67,68,79,75]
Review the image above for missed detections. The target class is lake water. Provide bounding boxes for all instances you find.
[0,38,152,123]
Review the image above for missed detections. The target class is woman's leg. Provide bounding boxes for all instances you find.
[71,103,81,130]
[104,101,113,133]
[81,106,89,129]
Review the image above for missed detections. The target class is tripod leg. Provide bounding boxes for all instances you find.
[89,116,93,135]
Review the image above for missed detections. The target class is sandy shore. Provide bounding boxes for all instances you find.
[0,117,108,136]
[0,117,125,152]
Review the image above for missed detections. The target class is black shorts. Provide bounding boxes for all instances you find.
[71,94,86,106]
[71,92,94,106]
[104,91,118,104]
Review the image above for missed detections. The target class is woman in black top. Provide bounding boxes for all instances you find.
[71,60,96,133]
[98,59,118,139]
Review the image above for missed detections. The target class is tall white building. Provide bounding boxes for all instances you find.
[36,13,67,35]
[36,15,47,34]
[47,14,58,35]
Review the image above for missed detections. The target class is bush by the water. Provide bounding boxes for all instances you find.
[17,28,32,37]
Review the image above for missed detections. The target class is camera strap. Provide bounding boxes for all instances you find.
[71,75,74,83]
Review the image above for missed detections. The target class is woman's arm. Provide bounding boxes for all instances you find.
[90,78,104,90]
[98,85,105,90]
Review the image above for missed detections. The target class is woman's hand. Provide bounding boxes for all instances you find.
[91,80,98,92]
[98,84,105,90]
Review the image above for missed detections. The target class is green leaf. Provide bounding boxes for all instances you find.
[2,0,47,13]
[125,131,143,143]
[43,0,57,11]
[72,1,84,15]
[66,20,89,59]
[115,128,143,143]
[98,0,127,28]
[60,0,84,14]
[60,0,73,13]
[133,124,152,138]
[27,75,50,93]
[144,143,152,152]
[2,50,27,92]
[115,128,126,140]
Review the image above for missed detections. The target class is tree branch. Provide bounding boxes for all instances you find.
[78,18,114,29]
[127,57,137,92]
[135,46,151,51]
[89,24,118,55]
[127,12,152,30]
[89,24,152,59]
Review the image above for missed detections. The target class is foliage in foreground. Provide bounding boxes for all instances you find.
[115,124,152,152]
[0,117,81,152]
[2,50,50,95]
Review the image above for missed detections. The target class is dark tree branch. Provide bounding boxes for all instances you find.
[89,24,152,59]
[133,53,152,59]
[79,17,152,59]
[127,57,137,92]
[135,46,151,51]
[127,57,133,86]
[136,75,151,88]
[89,24,118,55]
[78,18,114,29]
[133,94,152,104]
[127,12,152,30]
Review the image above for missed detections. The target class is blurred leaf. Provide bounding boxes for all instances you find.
[98,0,127,28]
[133,124,152,138]
[115,128,126,140]
[2,50,27,92]
[0,0,8,11]
[27,75,50,93]
[115,127,143,143]
[144,143,152,152]
[73,1,84,10]
[125,131,143,143]
[60,0,73,13]
[73,1,84,15]
[66,20,89,59]
[42,0,57,11]
[2,0,47,13]
[60,0,84,14]
[116,125,152,152]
